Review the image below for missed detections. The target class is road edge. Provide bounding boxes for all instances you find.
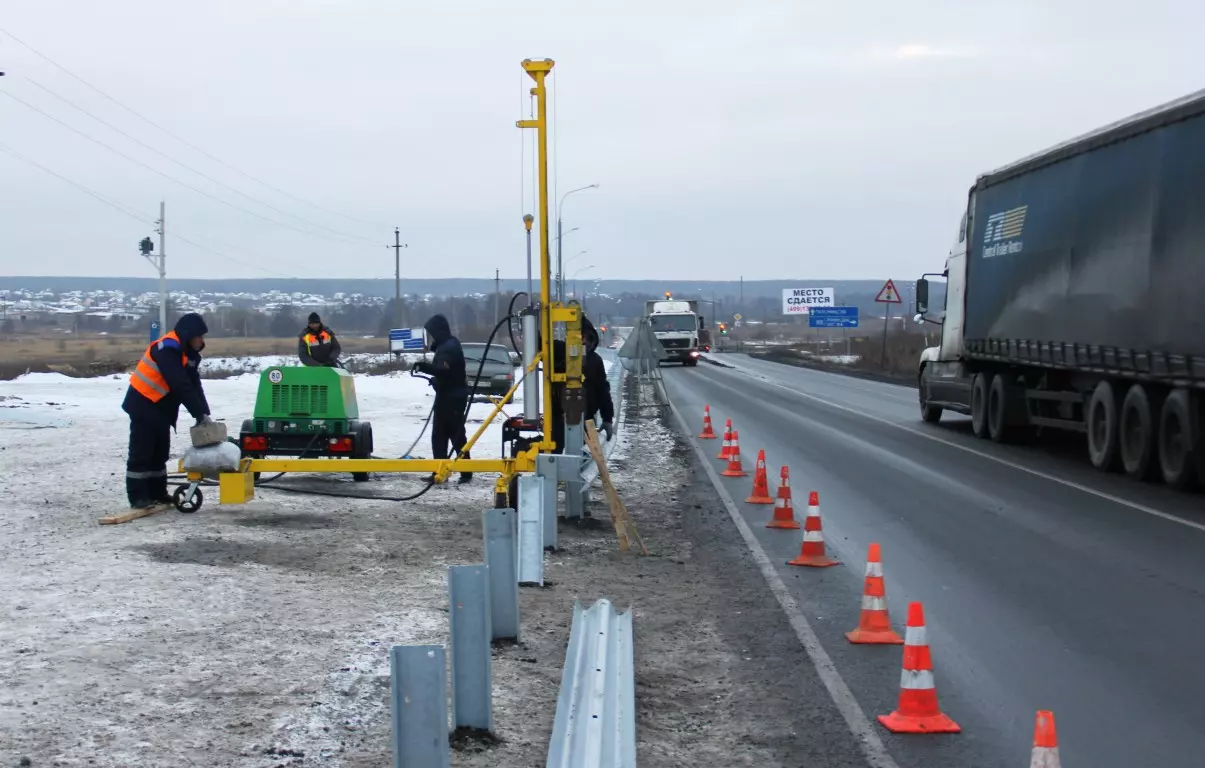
[665,398,900,768]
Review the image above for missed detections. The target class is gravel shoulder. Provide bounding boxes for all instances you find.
[1,375,868,767]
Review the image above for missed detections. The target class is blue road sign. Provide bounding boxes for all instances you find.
[389,327,427,352]
[808,306,859,328]
[148,320,161,341]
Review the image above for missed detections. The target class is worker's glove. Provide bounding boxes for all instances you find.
[601,421,614,441]
[195,415,213,427]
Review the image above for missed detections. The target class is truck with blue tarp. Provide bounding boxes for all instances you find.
[915,89,1205,490]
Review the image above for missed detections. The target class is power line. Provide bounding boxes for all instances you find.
[0,142,299,278]
[0,24,391,231]
[22,76,378,245]
[0,88,372,247]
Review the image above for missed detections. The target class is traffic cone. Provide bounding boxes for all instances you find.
[877,602,960,734]
[717,420,733,460]
[1030,710,1061,768]
[788,491,838,567]
[745,450,774,504]
[845,543,903,644]
[699,405,718,439]
[722,431,747,477]
[767,466,801,530]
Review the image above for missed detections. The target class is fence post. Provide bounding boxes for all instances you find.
[390,645,450,768]
[448,565,493,731]
[483,508,520,641]
[517,475,545,586]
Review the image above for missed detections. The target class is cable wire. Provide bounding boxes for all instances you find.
[21,76,379,245]
[0,24,390,230]
[0,89,372,247]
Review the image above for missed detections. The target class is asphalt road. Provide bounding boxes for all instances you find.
[663,353,1205,768]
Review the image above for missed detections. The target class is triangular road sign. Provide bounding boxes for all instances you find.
[875,278,902,304]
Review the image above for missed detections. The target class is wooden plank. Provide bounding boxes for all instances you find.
[97,503,171,526]
[584,422,647,555]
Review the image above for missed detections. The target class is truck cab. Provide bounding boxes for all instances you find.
[646,298,703,366]
[916,196,974,422]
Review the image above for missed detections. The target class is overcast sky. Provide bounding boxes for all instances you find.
[1,1,1201,282]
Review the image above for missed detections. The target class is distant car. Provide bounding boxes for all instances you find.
[462,343,517,396]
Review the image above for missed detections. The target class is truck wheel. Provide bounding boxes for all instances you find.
[918,368,942,423]
[1158,389,1198,490]
[987,374,1012,443]
[1119,383,1158,480]
[970,373,990,438]
[1086,380,1120,472]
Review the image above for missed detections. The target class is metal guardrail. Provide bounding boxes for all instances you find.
[546,599,636,768]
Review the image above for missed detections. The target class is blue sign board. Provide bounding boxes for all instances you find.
[808,306,859,328]
[148,320,161,341]
[389,327,427,353]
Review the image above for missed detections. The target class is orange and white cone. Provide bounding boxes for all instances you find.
[717,420,734,460]
[722,430,748,477]
[877,602,960,734]
[1030,710,1061,768]
[745,450,774,504]
[766,466,801,530]
[788,491,838,567]
[699,405,718,439]
[845,543,903,644]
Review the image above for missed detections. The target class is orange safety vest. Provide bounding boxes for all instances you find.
[129,331,189,403]
[303,329,332,352]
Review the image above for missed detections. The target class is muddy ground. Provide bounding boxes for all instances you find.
[0,377,865,767]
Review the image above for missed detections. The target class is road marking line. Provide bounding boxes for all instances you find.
[667,399,900,768]
[722,367,1205,535]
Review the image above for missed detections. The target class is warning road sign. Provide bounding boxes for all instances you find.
[875,279,902,304]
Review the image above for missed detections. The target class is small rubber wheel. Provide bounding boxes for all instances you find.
[352,472,371,482]
[173,485,202,513]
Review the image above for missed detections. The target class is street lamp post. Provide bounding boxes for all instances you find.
[571,265,595,299]
[556,184,598,302]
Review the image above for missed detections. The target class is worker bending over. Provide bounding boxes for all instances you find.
[414,313,472,483]
[121,313,211,510]
[298,312,342,367]
[581,316,615,440]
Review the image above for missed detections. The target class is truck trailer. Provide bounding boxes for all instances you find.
[645,298,705,365]
[916,89,1205,490]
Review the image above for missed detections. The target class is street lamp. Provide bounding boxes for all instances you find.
[553,226,579,243]
[570,265,595,299]
[556,184,598,301]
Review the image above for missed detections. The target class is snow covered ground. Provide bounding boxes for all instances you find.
[0,355,622,767]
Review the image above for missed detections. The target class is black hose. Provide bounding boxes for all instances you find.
[462,313,524,423]
[506,291,528,357]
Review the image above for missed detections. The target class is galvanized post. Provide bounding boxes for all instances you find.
[517,475,545,585]
[562,415,586,519]
[536,453,559,549]
[390,645,450,768]
[448,565,492,731]
[483,508,520,641]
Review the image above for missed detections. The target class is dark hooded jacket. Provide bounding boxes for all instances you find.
[298,323,342,366]
[581,316,614,425]
[122,313,211,427]
[416,314,468,397]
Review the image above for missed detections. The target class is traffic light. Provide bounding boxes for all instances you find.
[664,291,672,299]
[719,322,728,335]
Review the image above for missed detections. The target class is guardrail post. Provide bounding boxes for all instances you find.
[517,475,545,585]
[536,454,559,549]
[562,417,586,519]
[448,565,493,731]
[390,645,450,768]
[483,508,520,641]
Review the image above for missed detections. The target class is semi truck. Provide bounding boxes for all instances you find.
[645,298,705,365]
[915,89,1205,490]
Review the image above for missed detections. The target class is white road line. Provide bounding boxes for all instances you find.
[722,367,1205,535]
[667,399,900,768]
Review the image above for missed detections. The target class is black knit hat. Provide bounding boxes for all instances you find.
[308,312,321,324]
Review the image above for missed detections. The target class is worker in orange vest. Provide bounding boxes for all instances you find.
[298,312,343,367]
[120,313,211,510]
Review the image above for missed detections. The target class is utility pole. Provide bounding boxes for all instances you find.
[156,201,167,330]
[390,227,408,329]
[494,268,501,325]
